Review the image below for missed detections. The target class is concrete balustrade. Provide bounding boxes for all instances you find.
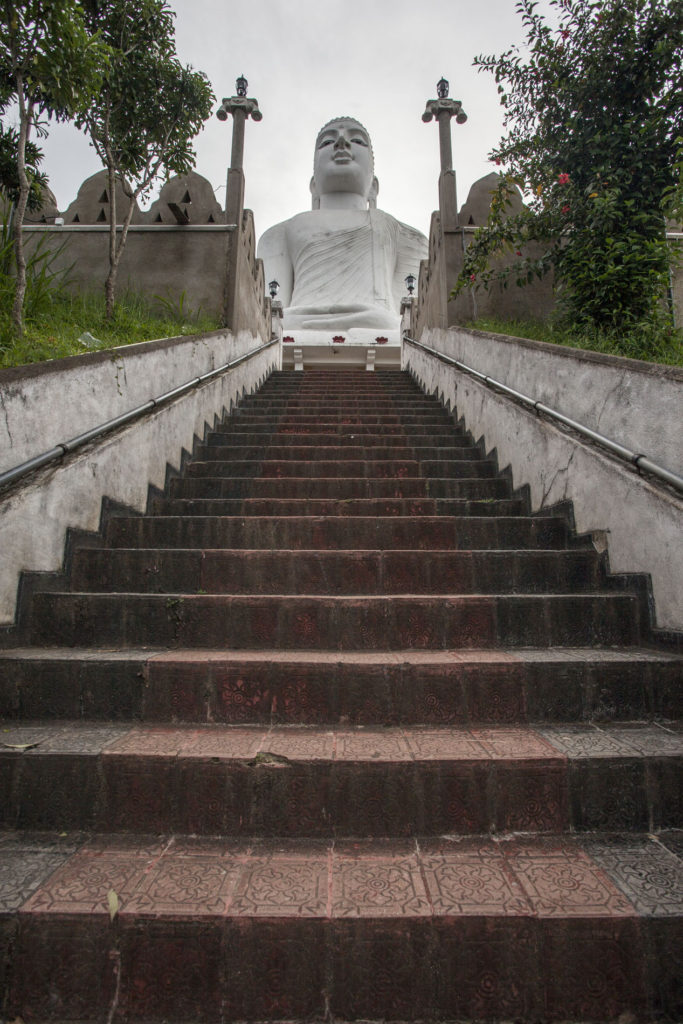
[404,326,683,632]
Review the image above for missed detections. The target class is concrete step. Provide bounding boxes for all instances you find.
[194,444,484,462]
[152,497,526,517]
[1,648,679,724]
[28,592,642,648]
[0,723,680,837]
[185,458,497,479]
[3,831,681,1022]
[105,514,570,550]
[231,413,455,425]
[70,548,605,595]
[205,430,470,446]
[169,475,514,500]
[214,423,468,437]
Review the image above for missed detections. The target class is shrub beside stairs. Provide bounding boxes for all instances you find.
[0,368,681,1022]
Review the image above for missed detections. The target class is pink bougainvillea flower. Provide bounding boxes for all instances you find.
[469,274,476,282]
[561,204,571,214]
[495,157,501,165]
[560,28,570,39]
[515,250,522,256]
[558,172,570,185]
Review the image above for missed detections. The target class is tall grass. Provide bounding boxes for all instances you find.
[0,223,220,369]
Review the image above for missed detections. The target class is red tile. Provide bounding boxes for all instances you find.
[334,729,411,761]
[506,844,636,917]
[228,846,328,917]
[420,842,530,915]
[332,846,429,917]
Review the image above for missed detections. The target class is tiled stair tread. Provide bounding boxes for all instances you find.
[2,831,681,919]
[152,498,527,515]
[2,721,680,760]
[3,645,678,665]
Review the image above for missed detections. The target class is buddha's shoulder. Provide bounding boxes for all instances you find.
[373,210,427,247]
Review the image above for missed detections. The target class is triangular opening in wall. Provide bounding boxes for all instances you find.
[154,213,163,222]
[207,214,215,223]
[181,190,191,204]
[97,209,107,222]
[468,216,475,225]
[72,213,80,223]
[99,190,109,203]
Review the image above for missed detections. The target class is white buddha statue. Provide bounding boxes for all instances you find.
[257,117,427,331]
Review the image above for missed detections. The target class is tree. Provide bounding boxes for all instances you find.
[0,1,108,333]
[457,0,683,334]
[78,0,214,319]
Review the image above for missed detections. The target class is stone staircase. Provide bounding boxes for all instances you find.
[0,368,681,1023]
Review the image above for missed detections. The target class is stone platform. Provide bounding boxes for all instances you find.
[281,328,401,369]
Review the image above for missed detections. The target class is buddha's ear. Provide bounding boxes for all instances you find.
[368,176,379,209]
[310,176,320,210]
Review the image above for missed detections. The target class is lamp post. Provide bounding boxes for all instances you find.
[217,76,262,328]
[216,76,262,220]
[404,273,416,296]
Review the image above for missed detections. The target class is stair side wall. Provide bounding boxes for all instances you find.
[0,331,277,628]
[405,328,683,632]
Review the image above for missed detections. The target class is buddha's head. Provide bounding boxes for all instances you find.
[311,117,379,209]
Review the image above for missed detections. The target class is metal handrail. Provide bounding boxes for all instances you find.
[404,334,683,494]
[0,337,278,492]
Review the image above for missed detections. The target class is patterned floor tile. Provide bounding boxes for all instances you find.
[123,854,241,915]
[0,850,72,912]
[334,729,411,760]
[27,725,128,754]
[179,727,266,759]
[585,838,683,916]
[420,843,529,915]
[474,727,562,760]
[538,725,640,758]
[103,727,190,756]
[505,844,635,917]
[261,728,334,760]
[332,847,429,917]
[22,848,153,915]
[228,848,328,916]
[402,729,489,760]
[606,726,683,757]
[0,724,64,749]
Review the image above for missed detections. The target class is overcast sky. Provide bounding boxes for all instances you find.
[37,0,537,241]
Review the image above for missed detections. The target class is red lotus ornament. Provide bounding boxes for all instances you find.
[332,335,345,344]
[375,336,388,345]
[283,336,294,343]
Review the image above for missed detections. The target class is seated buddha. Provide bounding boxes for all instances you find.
[257,117,427,332]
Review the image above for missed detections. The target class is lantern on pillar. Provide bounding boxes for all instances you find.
[236,74,248,97]
[404,273,416,296]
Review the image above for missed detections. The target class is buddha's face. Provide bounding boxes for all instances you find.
[313,118,374,198]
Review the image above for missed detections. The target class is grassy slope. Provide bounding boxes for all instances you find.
[471,316,683,367]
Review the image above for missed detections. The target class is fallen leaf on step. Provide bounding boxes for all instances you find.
[107,889,119,921]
